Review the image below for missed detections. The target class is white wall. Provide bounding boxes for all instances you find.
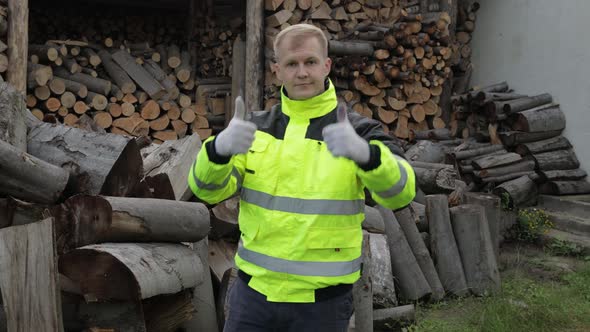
[470,0,590,173]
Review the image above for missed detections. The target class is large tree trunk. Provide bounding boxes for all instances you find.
[0,82,27,151]
[450,205,500,296]
[143,134,202,201]
[395,207,445,301]
[515,136,571,155]
[0,139,69,204]
[499,130,562,147]
[512,106,566,132]
[426,194,468,296]
[372,305,415,330]
[376,206,431,301]
[363,205,385,233]
[368,233,397,308]
[60,243,204,301]
[27,121,142,196]
[405,140,446,163]
[50,195,210,253]
[0,218,64,332]
[352,232,373,332]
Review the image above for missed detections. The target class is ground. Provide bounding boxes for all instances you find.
[402,242,590,332]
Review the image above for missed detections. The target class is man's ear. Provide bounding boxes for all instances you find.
[324,57,332,76]
[272,62,282,80]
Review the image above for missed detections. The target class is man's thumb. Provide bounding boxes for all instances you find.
[234,96,246,120]
[337,103,348,123]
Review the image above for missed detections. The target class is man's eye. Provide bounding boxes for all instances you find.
[306,60,316,65]
[287,62,297,67]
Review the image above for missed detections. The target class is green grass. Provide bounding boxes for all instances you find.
[406,260,590,332]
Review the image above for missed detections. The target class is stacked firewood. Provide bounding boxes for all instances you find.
[262,0,464,140]
[26,5,243,142]
[450,0,479,94]
[406,81,589,210]
[0,83,219,331]
[0,0,7,81]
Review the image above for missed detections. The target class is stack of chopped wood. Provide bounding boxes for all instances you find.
[406,81,590,209]
[0,84,219,331]
[450,0,479,94]
[0,0,7,81]
[262,0,464,140]
[26,4,244,142]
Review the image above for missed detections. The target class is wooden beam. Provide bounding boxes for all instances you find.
[246,0,264,112]
[6,0,28,93]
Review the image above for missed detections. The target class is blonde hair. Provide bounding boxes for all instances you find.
[273,23,328,61]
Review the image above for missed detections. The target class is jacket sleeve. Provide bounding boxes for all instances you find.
[187,136,245,204]
[348,111,416,210]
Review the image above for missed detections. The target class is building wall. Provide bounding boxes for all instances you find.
[470,0,590,173]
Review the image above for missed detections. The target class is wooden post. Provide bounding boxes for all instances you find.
[7,0,28,94]
[246,0,264,112]
[0,218,64,332]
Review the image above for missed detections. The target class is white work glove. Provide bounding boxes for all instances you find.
[214,96,257,157]
[322,104,371,165]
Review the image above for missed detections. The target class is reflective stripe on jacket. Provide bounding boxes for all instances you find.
[188,80,415,302]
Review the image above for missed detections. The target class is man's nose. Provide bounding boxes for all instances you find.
[296,63,308,77]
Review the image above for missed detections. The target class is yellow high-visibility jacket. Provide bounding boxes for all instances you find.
[189,80,415,303]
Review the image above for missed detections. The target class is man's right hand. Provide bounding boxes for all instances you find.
[214,96,257,157]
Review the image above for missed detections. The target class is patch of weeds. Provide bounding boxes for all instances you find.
[506,208,553,243]
[545,238,585,257]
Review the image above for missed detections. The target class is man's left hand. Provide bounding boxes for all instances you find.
[322,104,371,165]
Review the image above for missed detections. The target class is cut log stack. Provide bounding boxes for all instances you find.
[450,0,479,94]
[441,81,590,208]
[26,4,245,142]
[262,0,469,140]
[0,2,7,81]
[0,83,220,330]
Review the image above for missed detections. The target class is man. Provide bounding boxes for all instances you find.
[188,24,415,331]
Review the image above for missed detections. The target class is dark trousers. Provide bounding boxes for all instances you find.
[223,275,354,332]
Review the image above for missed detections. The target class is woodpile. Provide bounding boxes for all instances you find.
[261,0,479,140]
[25,4,245,143]
[0,86,220,331]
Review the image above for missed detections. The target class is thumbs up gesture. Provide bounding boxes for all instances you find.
[214,96,257,157]
[322,104,371,165]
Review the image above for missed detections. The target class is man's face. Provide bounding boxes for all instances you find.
[273,35,332,100]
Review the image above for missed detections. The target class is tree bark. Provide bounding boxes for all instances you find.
[450,205,500,296]
[143,134,202,201]
[180,240,219,332]
[363,205,385,233]
[515,136,571,156]
[246,0,264,112]
[6,0,28,93]
[376,205,431,301]
[0,139,69,204]
[463,192,501,261]
[492,175,538,209]
[352,232,373,332]
[0,197,47,229]
[59,242,204,301]
[373,305,415,330]
[512,106,566,132]
[112,50,166,100]
[368,233,397,308]
[27,121,142,196]
[0,82,27,151]
[395,207,445,301]
[426,194,468,296]
[50,195,210,253]
[0,218,64,332]
[414,166,458,194]
[329,40,374,56]
[54,67,112,95]
[472,152,522,170]
[533,149,580,171]
[536,169,587,182]
[502,93,553,113]
[499,130,562,147]
[539,181,590,195]
[405,140,446,163]
[143,290,195,332]
[98,50,137,94]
